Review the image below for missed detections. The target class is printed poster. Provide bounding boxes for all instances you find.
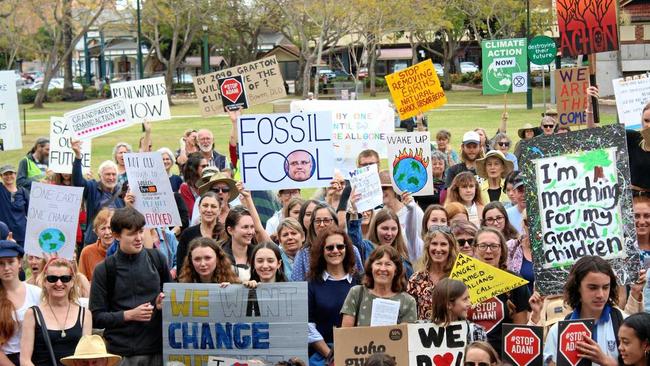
[481,38,528,95]
[0,71,21,151]
[49,117,92,174]
[386,132,433,196]
[110,76,171,123]
[557,0,618,57]
[65,98,133,139]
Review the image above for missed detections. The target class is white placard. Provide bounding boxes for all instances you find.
[111,77,171,123]
[386,132,434,196]
[407,321,469,366]
[237,111,335,190]
[0,71,21,151]
[65,98,132,139]
[612,74,650,129]
[124,152,182,228]
[25,182,83,260]
[207,357,265,366]
[349,164,382,212]
[511,71,528,93]
[49,117,91,174]
[370,298,400,326]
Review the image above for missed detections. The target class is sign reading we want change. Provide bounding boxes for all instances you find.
[163,283,308,366]
[519,124,641,295]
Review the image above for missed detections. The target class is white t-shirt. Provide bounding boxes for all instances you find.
[2,283,42,354]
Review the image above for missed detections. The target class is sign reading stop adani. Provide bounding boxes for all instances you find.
[218,75,249,111]
[385,59,447,120]
[502,324,543,366]
[557,320,594,366]
[482,38,528,95]
[238,111,335,190]
[110,76,171,123]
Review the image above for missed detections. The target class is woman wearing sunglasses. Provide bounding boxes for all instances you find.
[491,132,518,171]
[451,220,478,257]
[21,258,92,366]
[465,341,501,366]
[407,226,459,320]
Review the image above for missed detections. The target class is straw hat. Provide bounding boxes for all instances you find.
[198,172,239,202]
[517,123,536,139]
[475,150,514,179]
[61,335,121,366]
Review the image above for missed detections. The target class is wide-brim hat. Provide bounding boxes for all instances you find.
[196,167,221,187]
[475,150,514,179]
[61,335,122,366]
[517,123,536,139]
[198,172,239,202]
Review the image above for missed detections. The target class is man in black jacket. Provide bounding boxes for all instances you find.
[89,207,170,366]
[445,131,484,187]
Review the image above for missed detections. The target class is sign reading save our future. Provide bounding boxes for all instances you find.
[163,283,307,366]
[481,38,528,95]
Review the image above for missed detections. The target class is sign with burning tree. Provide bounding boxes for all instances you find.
[556,0,618,57]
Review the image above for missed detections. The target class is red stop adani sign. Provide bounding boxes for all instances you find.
[218,75,249,111]
[557,320,594,366]
[503,324,543,366]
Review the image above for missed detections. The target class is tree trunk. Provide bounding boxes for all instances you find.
[34,67,57,108]
[165,65,174,107]
[369,43,377,97]
[312,31,325,98]
[295,57,306,96]
[302,57,312,98]
[62,0,74,99]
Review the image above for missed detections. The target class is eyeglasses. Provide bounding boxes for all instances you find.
[465,362,490,366]
[212,187,231,193]
[497,141,510,147]
[324,244,346,252]
[314,218,333,226]
[457,238,474,247]
[428,225,451,234]
[475,243,501,251]
[484,216,505,225]
[45,275,73,283]
[542,124,555,129]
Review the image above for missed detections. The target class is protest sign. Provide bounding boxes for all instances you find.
[49,117,91,174]
[193,56,286,117]
[450,253,528,304]
[218,75,249,111]
[407,322,469,366]
[528,36,557,66]
[124,152,182,228]
[24,182,83,260]
[502,324,543,366]
[557,0,618,57]
[290,99,395,173]
[163,282,308,366]
[519,124,640,295]
[65,98,132,139]
[556,320,594,366]
[481,38,528,95]
[555,67,589,125]
[207,357,265,366]
[385,59,447,120]
[0,71,21,151]
[349,164,383,213]
[387,132,433,196]
[612,74,650,129]
[110,76,170,123]
[334,324,408,366]
[237,111,334,190]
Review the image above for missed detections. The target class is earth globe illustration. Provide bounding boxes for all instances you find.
[38,228,66,253]
[393,148,429,193]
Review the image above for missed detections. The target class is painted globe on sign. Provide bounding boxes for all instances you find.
[393,158,428,193]
[38,228,66,253]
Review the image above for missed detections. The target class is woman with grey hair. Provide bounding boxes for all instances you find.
[112,142,132,190]
[415,150,448,210]
[491,132,518,170]
[158,147,183,192]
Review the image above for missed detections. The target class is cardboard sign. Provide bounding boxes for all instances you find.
[612,74,650,129]
[387,132,433,196]
[482,38,528,95]
[502,324,543,366]
[450,253,528,304]
[65,98,133,139]
[349,164,383,213]
[407,322,469,366]
[163,283,308,366]
[557,0,618,57]
[519,124,640,295]
[290,99,395,173]
[24,182,83,260]
[334,324,409,366]
[555,67,589,125]
[557,320,594,366]
[385,59,447,120]
[0,71,21,151]
[110,76,171,123]
[123,152,182,228]
[49,117,91,174]
[237,112,334,190]
[193,56,286,117]
[206,357,265,366]
[218,75,249,111]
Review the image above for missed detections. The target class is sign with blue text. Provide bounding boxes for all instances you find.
[163,282,308,366]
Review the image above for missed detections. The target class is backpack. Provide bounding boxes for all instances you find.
[104,248,166,302]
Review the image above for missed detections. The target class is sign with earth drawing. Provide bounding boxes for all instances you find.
[386,132,433,196]
[24,182,83,260]
[482,38,528,95]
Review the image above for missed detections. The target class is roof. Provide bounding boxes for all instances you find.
[182,56,227,67]
[622,1,650,22]
[264,44,301,59]
[377,48,413,61]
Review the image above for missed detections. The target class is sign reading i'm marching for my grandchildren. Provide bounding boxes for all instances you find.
[386,132,433,196]
[25,182,83,260]
[519,124,640,295]
[237,111,335,190]
[49,117,92,174]
[110,76,171,123]
[0,70,21,151]
[65,98,133,139]
[163,282,308,366]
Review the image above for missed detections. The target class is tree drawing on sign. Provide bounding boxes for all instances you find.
[556,0,617,56]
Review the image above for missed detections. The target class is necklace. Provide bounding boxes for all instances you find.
[49,302,71,338]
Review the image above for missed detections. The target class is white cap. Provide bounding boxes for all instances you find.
[462,131,481,144]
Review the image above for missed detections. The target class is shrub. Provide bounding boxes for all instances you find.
[471,71,482,84]
[47,88,63,102]
[84,86,98,99]
[19,88,37,104]
[103,84,111,98]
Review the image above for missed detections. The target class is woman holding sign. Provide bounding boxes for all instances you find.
[431,279,487,342]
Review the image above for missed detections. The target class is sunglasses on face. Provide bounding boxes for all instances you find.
[212,187,231,193]
[457,238,474,246]
[46,275,73,283]
[465,362,490,366]
[324,244,346,252]
[498,141,510,147]
[542,124,555,129]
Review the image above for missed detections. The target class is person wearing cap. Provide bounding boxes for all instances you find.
[505,171,526,235]
[0,165,29,247]
[265,189,301,236]
[476,150,514,205]
[16,137,49,191]
[445,131,484,188]
[60,335,121,366]
[0,240,41,366]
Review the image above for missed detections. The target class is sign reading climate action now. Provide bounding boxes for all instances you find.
[385,59,447,120]
[481,38,527,95]
[519,124,640,295]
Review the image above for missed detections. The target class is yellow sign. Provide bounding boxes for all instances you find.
[450,253,529,304]
[385,59,447,120]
